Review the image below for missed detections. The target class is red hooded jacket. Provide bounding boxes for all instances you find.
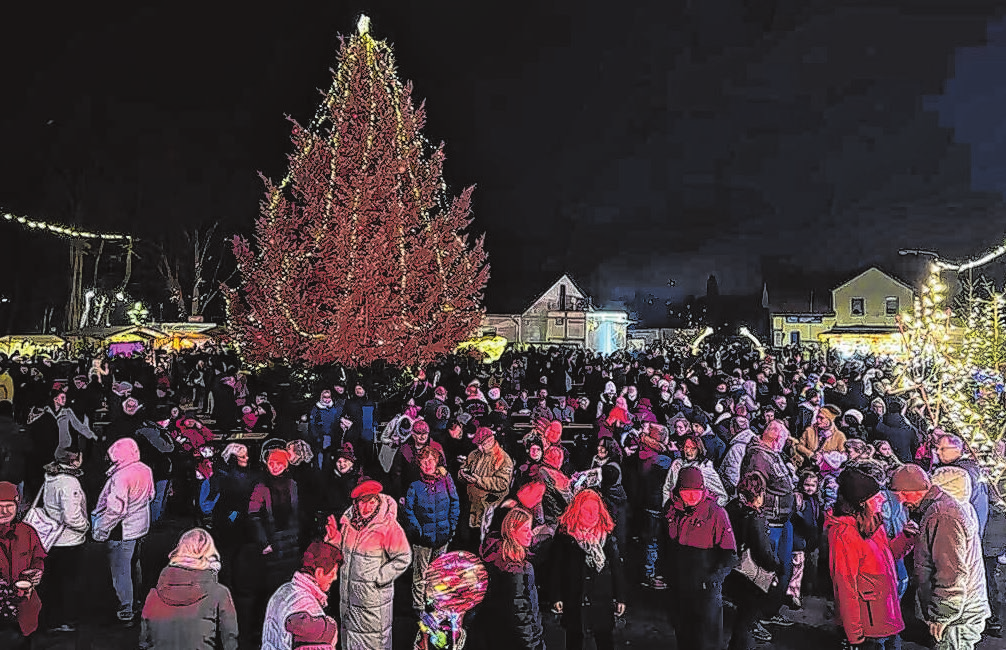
[826,511,913,644]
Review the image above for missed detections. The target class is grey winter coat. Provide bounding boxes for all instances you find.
[913,486,991,626]
[338,493,412,650]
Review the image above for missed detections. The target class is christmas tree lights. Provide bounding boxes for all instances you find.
[0,210,132,241]
[897,261,1006,498]
[225,15,489,368]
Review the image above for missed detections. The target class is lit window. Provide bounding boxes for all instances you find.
[790,331,801,345]
[885,297,899,315]
[851,298,865,316]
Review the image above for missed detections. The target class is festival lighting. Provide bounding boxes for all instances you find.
[896,257,1006,499]
[689,326,714,355]
[738,326,766,358]
[1,210,133,241]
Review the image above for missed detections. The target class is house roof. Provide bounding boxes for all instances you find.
[833,267,915,293]
[523,273,591,313]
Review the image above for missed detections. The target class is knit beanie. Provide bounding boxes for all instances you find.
[889,464,932,492]
[0,481,17,502]
[838,467,881,506]
[600,463,621,489]
[677,466,705,491]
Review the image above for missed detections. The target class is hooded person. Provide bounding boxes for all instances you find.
[139,528,239,650]
[662,435,729,507]
[336,480,412,650]
[92,437,156,622]
[826,468,914,648]
[889,464,990,649]
[664,467,737,650]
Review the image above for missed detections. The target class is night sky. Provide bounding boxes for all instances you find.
[3,1,1006,330]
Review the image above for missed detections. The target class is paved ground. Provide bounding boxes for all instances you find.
[27,520,1006,649]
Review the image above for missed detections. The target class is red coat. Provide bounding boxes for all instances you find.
[826,511,912,644]
[0,522,46,636]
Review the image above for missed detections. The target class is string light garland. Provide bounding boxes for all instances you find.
[1,209,133,241]
[896,248,1006,500]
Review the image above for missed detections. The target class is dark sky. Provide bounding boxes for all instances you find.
[3,1,1006,329]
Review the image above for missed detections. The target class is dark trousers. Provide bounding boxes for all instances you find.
[565,629,614,650]
[987,555,1003,626]
[725,574,764,650]
[39,543,84,627]
[672,580,723,650]
[0,622,29,650]
[856,635,899,649]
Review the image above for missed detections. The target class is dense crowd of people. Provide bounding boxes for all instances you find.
[0,340,1004,649]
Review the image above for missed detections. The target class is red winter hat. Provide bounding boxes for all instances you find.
[543,446,564,469]
[435,386,448,399]
[544,421,563,444]
[0,481,18,502]
[473,427,495,445]
[412,419,430,435]
[350,479,383,500]
[517,481,546,509]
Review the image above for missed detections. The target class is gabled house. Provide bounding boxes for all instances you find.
[769,267,915,355]
[481,274,629,354]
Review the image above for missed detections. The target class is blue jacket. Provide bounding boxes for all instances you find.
[403,472,460,548]
[308,403,341,451]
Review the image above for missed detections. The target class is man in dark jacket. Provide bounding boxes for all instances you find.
[873,399,919,464]
[665,467,737,650]
[421,386,452,442]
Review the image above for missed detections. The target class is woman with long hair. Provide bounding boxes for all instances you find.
[475,507,545,650]
[140,528,239,650]
[826,467,916,649]
[549,489,626,650]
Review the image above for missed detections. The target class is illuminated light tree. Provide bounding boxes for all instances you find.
[896,254,1006,498]
[225,16,489,368]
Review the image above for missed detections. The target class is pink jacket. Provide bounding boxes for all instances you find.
[826,512,913,644]
[93,438,155,541]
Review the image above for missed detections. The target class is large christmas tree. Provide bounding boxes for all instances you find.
[226,16,489,368]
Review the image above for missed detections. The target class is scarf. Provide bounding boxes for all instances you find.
[349,499,380,531]
[265,473,294,530]
[577,534,607,572]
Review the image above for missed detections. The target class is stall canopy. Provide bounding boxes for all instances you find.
[152,322,218,351]
[0,334,66,356]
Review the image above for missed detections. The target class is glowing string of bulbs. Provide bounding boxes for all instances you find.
[1,209,132,241]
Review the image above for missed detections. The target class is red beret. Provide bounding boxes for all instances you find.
[350,479,383,500]
[473,427,495,445]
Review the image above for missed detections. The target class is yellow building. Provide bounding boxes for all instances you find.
[770,267,915,355]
